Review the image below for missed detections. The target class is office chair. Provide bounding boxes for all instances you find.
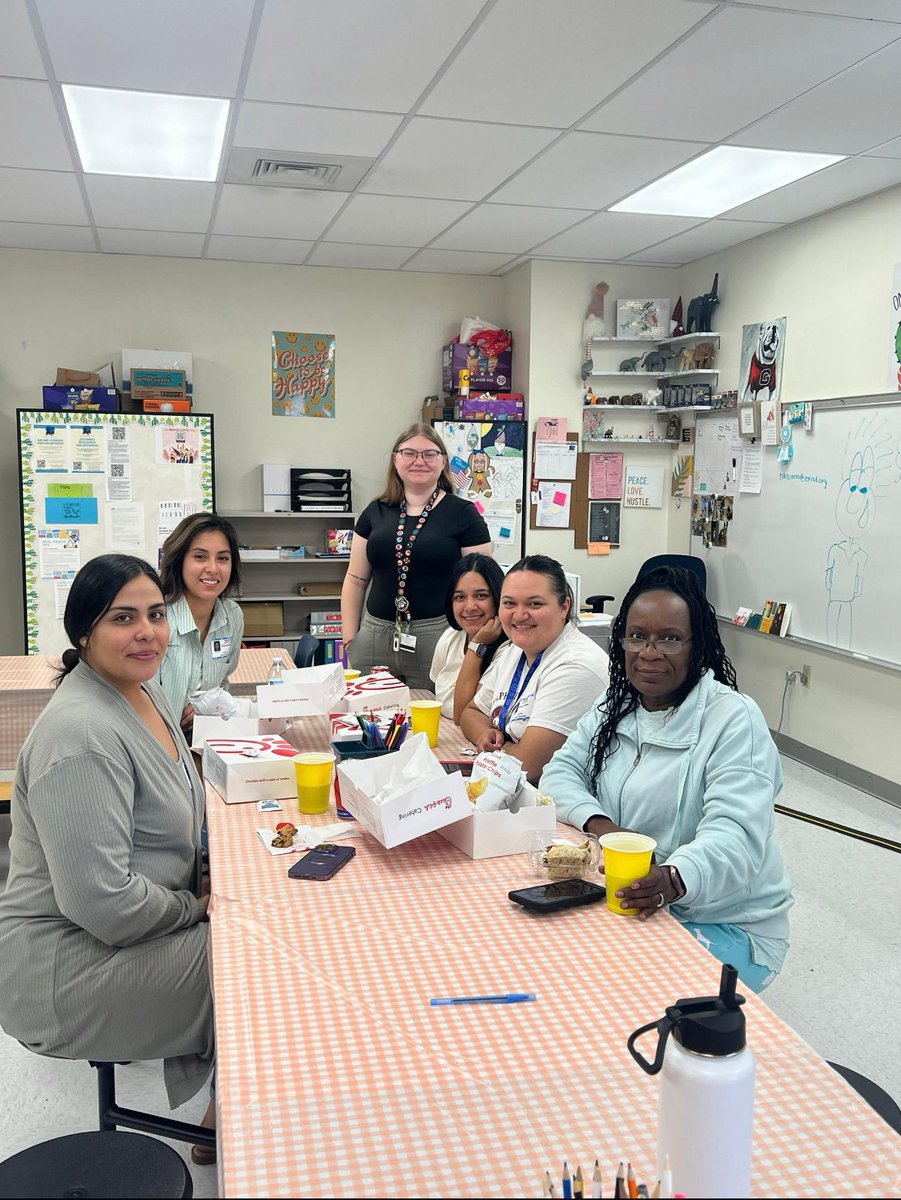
[827,1062,901,1135]
[637,554,707,592]
[293,634,320,668]
[0,1131,193,1199]
[583,592,615,614]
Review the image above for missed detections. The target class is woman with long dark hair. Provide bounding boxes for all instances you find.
[0,555,215,1151]
[429,553,507,722]
[541,565,792,991]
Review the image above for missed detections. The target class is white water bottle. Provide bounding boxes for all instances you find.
[266,657,285,685]
[628,964,755,1198]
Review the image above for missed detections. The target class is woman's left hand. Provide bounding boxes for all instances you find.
[471,616,503,647]
[616,864,678,922]
[180,704,195,733]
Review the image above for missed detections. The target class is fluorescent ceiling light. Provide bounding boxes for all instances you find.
[62,85,229,181]
[610,146,845,218]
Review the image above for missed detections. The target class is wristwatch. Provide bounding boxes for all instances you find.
[666,864,686,901]
[469,642,489,659]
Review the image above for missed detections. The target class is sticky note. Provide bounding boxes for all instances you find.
[499,526,512,539]
[474,499,486,514]
[48,483,93,498]
[588,542,611,556]
[553,490,567,507]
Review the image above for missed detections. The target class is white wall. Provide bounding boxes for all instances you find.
[0,247,505,652]
[677,186,901,784]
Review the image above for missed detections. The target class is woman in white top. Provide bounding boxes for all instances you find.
[460,555,609,784]
[157,513,244,734]
[429,553,507,722]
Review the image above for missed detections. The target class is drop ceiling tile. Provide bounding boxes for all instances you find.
[325,194,470,246]
[725,155,901,223]
[206,235,315,265]
[747,0,901,19]
[308,243,417,269]
[85,177,216,232]
[35,0,255,94]
[431,203,593,253]
[233,103,402,158]
[868,136,901,159]
[0,79,73,170]
[245,0,484,110]
[625,218,783,265]
[361,118,558,201]
[732,39,901,155]
[420,0,710,127]
[0,222,95,251]
[581,6,898,143]
[213,184,347,239]
[402,248,518,274]
[493,131,706,209]
[534,211,700,259]
[0,166,88,223]
[97,229,206,257]
[0,0,46,77]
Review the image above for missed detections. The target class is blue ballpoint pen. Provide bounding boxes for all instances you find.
[429,992,536,1006]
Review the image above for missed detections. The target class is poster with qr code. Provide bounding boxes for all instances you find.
[18,411,214,653]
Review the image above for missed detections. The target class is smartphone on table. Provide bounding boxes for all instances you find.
[508,879,606,913]
[288,843,356,881]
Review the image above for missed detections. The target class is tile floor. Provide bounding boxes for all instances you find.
[0,755,898,1196]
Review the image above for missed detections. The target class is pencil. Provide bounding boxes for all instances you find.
[627,1162,638,1199]
[614,1161,626,1200]
[563,1161,572,1200]
[574,1165,584,1198]
[591,1159,603,1199]
[660,1155,673,1200]
[650,1180,660,1199]
[544,1170,552,1198]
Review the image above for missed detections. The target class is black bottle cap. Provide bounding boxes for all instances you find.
[670,963,747,1057]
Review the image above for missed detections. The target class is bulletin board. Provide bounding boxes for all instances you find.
[17,410,214,654]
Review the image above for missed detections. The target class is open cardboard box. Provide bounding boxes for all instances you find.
[334,732,470,849]
[438,782,557,859]
[341,670,410,715]
[256,663,346,718]
[191,698,285,752]
[202,734,299,804]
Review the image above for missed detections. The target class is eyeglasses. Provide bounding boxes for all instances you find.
[396,448,443,462]
[620,634,692,657]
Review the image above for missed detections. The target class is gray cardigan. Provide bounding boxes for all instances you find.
[0,662,213,1107]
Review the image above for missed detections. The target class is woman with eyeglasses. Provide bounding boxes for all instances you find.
[342,423,492,688]
[540,565,792,992]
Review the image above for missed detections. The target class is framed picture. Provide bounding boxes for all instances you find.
[738,401,760,439]
[616,299,670,340]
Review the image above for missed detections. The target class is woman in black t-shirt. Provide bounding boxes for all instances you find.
[342,423,492,688]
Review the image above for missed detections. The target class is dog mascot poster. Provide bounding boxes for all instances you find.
[738,317,786,407]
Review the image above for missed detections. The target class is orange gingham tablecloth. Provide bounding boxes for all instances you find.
[206,758,901,1196]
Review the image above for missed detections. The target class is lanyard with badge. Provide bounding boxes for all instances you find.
[495,650,543,736]
[394,487,439,653]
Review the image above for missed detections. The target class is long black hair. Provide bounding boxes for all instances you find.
[588,565,737,786]
[444,553,508,673]
[158,512,242,602]
[57,554,164,684]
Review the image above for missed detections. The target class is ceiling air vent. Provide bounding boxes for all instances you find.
[225,148,376,192]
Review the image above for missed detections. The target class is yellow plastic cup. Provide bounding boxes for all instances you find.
[343,669,362,681]
[293,752,335,816]
[409,700,443,748]
[600,832,657,916]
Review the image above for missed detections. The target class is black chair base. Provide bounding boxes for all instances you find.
[0,1130,193,1198]
[91,1062,215,1150]
[828,1061,901,1134]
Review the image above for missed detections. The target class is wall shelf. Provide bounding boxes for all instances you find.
[583,404,714,412]
[591,333,722,346]
[220,510,357,520]
[584,438,681,446]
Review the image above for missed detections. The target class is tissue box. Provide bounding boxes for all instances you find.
[334,733,471,848]
[342,670,410,715]
[438,783,557,859]
[256,663,346,718]
[191,699,285,751]
[202,734,299,804]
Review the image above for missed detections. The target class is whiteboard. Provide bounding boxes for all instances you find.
[691,397,901,667]
[17,410,214,655]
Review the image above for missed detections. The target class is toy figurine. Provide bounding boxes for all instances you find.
[580,281,610,381]
[642,346,678,374]
[686,274,720,334]
[693,341,716,370]
[619,354,643,371]
[671,296,685,338]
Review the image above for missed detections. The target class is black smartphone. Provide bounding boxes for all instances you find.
[288,843,356,881]
[508,879,606,913]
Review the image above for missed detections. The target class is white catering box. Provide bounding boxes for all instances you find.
[342,670,410,715]
[191,699,284,751]
[256,663,346,718]
[438,783,557,859]
[202,734,299,804]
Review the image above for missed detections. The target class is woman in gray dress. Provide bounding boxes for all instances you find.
[0,555,216,1158]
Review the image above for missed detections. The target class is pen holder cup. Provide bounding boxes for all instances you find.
[330,740,400,820]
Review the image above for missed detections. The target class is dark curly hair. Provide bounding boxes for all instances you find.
[588,565,737,787]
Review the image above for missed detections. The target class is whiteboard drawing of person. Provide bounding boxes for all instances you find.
[825,418,896,649]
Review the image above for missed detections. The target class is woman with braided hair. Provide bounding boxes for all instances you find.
[540,565,792,992]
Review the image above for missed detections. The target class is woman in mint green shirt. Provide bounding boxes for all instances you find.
[158,514,244,734]
[541,565,792,992]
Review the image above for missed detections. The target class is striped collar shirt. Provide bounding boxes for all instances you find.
[157,595,244,718]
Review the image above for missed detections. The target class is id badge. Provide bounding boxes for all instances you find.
[392,633,401,653]
[399,632,417,652]
[211,636,231,660]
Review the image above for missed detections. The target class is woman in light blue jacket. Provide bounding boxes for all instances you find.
[540,565,792,991]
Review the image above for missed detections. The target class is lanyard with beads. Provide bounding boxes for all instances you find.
[394,487,439,634]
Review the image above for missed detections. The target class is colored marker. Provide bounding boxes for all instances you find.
[429,992,536,1006]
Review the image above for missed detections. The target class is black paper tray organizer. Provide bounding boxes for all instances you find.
[290,468,352,512]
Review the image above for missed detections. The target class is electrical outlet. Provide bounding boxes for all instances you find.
[801,663,811,687]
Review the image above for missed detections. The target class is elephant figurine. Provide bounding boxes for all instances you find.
[619,354,643,371]
[642,346,678,373]
[678,346,696,372]
[692,341,716,369]
[686,273,720,334]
